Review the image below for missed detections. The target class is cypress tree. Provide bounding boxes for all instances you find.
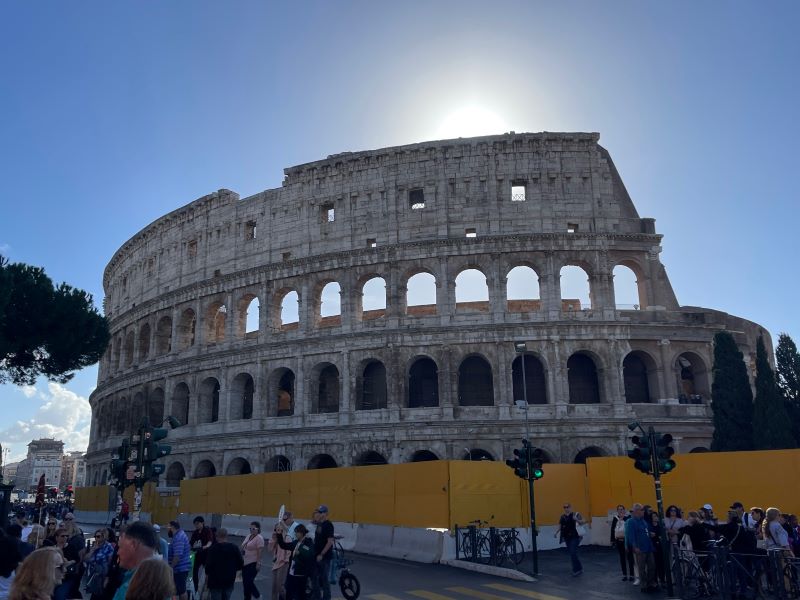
[752,335,795,449]
[710,331,754,451]
[775,333,800,446]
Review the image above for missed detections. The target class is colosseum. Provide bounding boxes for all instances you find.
[85,132,767,487]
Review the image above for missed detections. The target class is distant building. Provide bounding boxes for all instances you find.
[2,460,21,481]
[61,451,87,488]
[20,438,64,491]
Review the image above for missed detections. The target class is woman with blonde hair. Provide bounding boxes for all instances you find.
[125,557,176,600]
[9,547,65,600]
[763,507,792,552]
[26,524,46,549]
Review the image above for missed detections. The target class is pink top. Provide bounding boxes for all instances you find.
[241,533,265,566]
[268,532,292,570]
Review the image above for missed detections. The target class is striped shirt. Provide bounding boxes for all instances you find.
[169,529,192,573]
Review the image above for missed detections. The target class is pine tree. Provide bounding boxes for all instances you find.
[710,331,754,451]
[752,335,795,449]
[775,333,800,446]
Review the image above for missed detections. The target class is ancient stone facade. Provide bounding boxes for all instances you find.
[85,132,767,487]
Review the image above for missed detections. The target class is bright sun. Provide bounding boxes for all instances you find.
[435,106,508,139]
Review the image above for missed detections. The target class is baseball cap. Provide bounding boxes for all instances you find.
[702,504,713,511]
[730,502,744,510]
[316,505,329,514]
[152,524,161,532]
[64,512,75,520]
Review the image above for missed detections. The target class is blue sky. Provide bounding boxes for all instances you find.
[1,1,798,463]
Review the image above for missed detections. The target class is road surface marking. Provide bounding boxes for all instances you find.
[368,594,405,600]
[484,583,568,600]
[409,590,460,600]
[446,587,513,600]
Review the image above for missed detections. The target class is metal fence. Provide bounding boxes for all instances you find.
[454,523,525,569]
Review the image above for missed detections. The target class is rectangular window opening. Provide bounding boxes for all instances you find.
[465,228,477,238]
[367,238,377,248]
[188,240,198,258]
[282,252,291,261]
[409,188,425,210]
[245,220,257,240]
[567,223,579,233]
[511,181,526,202]
[321,203,335,223]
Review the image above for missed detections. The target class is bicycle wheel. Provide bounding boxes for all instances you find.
[509,537,525,565]
[475,535,492,565]
[459,532,474,560]
[675,558,703,600]
[340,571,360,600]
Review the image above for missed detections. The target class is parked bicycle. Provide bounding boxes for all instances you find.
[456,521,524,568]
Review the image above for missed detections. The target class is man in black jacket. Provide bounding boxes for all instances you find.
[204,528,243,600]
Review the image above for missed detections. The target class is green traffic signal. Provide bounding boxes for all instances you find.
[530,447,545,480]
[628,435,653,474]
[655,433,677,475]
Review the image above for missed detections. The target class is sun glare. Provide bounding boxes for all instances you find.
[435,106,508,139]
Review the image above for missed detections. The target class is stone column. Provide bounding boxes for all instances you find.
[487,254,505,322]
[495,342,513,406]
[259,284,271,334]
[224,291,235,342]
[221,367,233,421]
[437,258,454,323]
[188,375,199,426]
[194,299,205,347]
[340,271,356,333]
[299,282,311,334]
[294,359,307,417]
[169,307,179,354]
[658,339,675,401]
[252,362,266,420]
[339,351,351,424]
[439,345,455,409]
[388,344,403,411]
[542,253,561,318]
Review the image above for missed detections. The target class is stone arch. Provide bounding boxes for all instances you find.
[463,448,494,461]
[205,300,227,344]
[177,308,196,350]
[454,268,489,313]
[113,336,122,371]
[237,293,260,338]
[574,446,607,464]
[359,276,387,321]
[123,330,135,367]
[198,377,221,423]
[307,454,337,469]
[623,351,658,403]
[311,363,340,413]
[194,460,217,478]
[675,351,710,402]
[171,382,190,426]
[506,265,541,312]
[229,372,255,420]
[148,387,165,425]
[458,354,494,406]
[408,356,439,408]
[512,353,548,404]
[613,263,645,309]
[268,367,295,417]
[225,457,252,475]
[559,264,592,310]
[155,315,172,355]
[316,280,342,327]
[405,270,437,316]
[410,450,439,462]
[357,359,387,410]
[265,455,291,472]
[275,288,300,330]
[165,461,185,486]
[354,451,388,466]
[114,397,127,434]
[138,323,151,362]
[567,352,601,404]
[689,446,710,453]
[131,392,145,429]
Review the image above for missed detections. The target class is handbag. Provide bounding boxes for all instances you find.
[575,522,587,538]
[85,572,105,595]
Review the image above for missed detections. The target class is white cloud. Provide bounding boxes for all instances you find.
[0,242,10,256]
[1,383,91,462]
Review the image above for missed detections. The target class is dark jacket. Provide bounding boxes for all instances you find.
[716,523,757,554]
[204,542,244,590]
[277,537,315,577]
[679,522,711,551]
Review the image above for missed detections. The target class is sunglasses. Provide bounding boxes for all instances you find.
[64,518,73,521]
[563,505,570,509]
[59,534,69,539]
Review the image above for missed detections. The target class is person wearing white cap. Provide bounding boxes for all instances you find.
[152,524,170,563]
[700,504,717,526]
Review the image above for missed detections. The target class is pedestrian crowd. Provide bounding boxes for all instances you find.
[2,503,337,600]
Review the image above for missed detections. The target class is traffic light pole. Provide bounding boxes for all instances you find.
[647,427,674,598]
[526,451,539,577]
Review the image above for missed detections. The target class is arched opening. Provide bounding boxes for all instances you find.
[230,373,255,420]
[113,337,122,371]
[560,265,592,310]
[512,354,548,404]
[265,455,291,472]
[457,355,494,406]
[506,266,541,312]
[199,377,221,423]
[237,294,260,337]
[101,471,108,484]
[279,290,299,330]
[613,264,643,310]
[226,457,252,476]
[148,387,165,425]
[155,316,172,355]
[171,383,190,426]
[131,393,145,429]
[314,364,340,413]
[124,331,135,367]
[360,277,387,320]
[319,282,341,327]
[307,454,337,469]
[410,450,439,462]
[408,357,439,408]
[113,398,127,434]
[357,360,387,410]
[623,351,655,403]
[574,446,605,464]
[268,368,295,417]
[455,268,489,312]
[406,272,437,316]
[676,352,710,403]
[165,462,185,487]
[354,451,388,466]
[177,308,196,350]
[568,353,601,404]
[194,460,216,478]
[463,449,494,461]
[138,323,151,362]
[689,447,710,453]
[206,301,227,344]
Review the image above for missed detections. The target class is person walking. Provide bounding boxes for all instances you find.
[9,547,64,600]
[167,521,191,600]
[241,521,265,600]
[555,502,584,577]
[268,520,292,600]
[610,505,634,581]
[625,503,657,593]
[204,528,243,600]
[111,522,158,600]
[275,524,314,600]
[189,517,213,594]
[312,506,335,600]
[83,528,115,599]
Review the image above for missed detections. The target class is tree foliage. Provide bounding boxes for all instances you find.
[775,333,800,446]
[752,335,795,450]
[710,331,754,451]
[0,256,109,386]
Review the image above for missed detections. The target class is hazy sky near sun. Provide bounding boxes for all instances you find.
[1,1,798,462]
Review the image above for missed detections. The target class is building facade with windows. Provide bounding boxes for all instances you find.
[85,132,767,486]
[20,438,64,491]
[61,451,87,489]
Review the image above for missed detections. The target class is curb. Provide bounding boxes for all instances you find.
[439,559,536,582]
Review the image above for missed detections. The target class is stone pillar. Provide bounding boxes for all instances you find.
[194,299,205,347]
[294,359,307,417]
[259,284,271,334]
[339,351,351,424]
[252,362,266,420]
[658,339,675,401]
[299,282,311,334]
[386,266,403,323]
[169,307,179,354]
[188,375,199,426]
[550,338,568,405]
[437,258,454,322]
[388,344,403,411]
[487,254,505,321]
[542,254,561,318]
[495,342,513,406]
[224,291,235,342]
[221,368,233,421]
[439,345,455,409]
[340,271,356,332]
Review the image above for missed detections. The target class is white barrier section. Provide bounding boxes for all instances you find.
[381,527,443,563]
[352,523,393,556]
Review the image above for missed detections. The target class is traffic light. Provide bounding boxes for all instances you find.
[140,424,173,485]
[110,438,131,489]
[655,433,676,474]
[530,447,545,480]
[628,434,653,474]
[506,445,529,480]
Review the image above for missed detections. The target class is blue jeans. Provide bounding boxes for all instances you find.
[311,557,331,600]
[566,536,582,573]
